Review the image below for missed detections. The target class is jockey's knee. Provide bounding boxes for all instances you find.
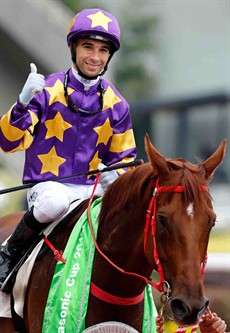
[32,189,71,223]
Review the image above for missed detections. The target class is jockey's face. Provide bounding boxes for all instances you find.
[74,38,111,78]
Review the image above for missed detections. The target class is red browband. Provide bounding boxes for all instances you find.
[157,185,208,193]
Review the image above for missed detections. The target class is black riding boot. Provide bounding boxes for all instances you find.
[0,208,48,293]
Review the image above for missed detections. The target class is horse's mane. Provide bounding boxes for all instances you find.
[100,163,153,222]
[100,158,211,223]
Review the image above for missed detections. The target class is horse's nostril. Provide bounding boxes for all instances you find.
[171,298,191,318]
[198,298,209,318]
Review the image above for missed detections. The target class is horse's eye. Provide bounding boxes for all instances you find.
[212,217,217,227]
[157,215,167,229]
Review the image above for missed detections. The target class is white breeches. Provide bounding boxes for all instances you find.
[27,181,103,223]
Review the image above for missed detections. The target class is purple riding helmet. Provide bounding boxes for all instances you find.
[67,8,121,77]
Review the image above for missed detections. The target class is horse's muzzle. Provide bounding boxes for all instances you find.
[170,296,209,325]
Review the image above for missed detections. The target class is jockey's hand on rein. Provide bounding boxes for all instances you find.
[19,63,45,105]
[98,163,119,192]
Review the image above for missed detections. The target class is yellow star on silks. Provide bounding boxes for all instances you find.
[102,86,121,111]
[38,146,66,176]
[94,118,113,146]
[87,11,112,32]
[45,112,72,142]
[88,151,102,178]
[45,79,74,106]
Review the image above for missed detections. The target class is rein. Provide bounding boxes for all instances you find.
[42,174,158,306]
[87,174,161,306]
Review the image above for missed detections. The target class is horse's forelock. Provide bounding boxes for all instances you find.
[165,159,210,209]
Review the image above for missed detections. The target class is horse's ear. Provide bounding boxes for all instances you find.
[145,134,169,176]
[202,139,227,181]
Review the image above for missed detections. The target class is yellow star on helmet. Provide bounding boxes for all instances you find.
[45,112,72,142]
[38,146,66,176]
[87,11,112,32]
[68,17,75,33]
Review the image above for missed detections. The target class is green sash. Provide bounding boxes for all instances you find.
[42,197,157,332]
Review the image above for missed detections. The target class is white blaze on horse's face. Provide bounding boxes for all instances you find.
[187,203,194,218]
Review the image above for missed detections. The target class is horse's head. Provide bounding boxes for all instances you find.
[145,134,227,326]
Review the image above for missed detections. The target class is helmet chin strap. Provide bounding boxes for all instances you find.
[70,41,113,80]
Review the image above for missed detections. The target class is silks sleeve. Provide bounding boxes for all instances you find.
[0,102,39,153]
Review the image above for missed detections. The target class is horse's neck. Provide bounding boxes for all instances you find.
[92,195,153,294]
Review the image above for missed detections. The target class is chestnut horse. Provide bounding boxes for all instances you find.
[0,135,226,333]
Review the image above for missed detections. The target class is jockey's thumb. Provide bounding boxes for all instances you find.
[30,63,37,74]
[19,63,45,105]
[98,163,107,171]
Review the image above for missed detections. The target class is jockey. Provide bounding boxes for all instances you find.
[0,8,136,293]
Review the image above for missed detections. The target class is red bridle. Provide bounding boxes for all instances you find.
[89,176,208,305]
[144,178,209,285]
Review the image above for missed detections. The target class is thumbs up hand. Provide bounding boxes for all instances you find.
[19,63,45,105]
